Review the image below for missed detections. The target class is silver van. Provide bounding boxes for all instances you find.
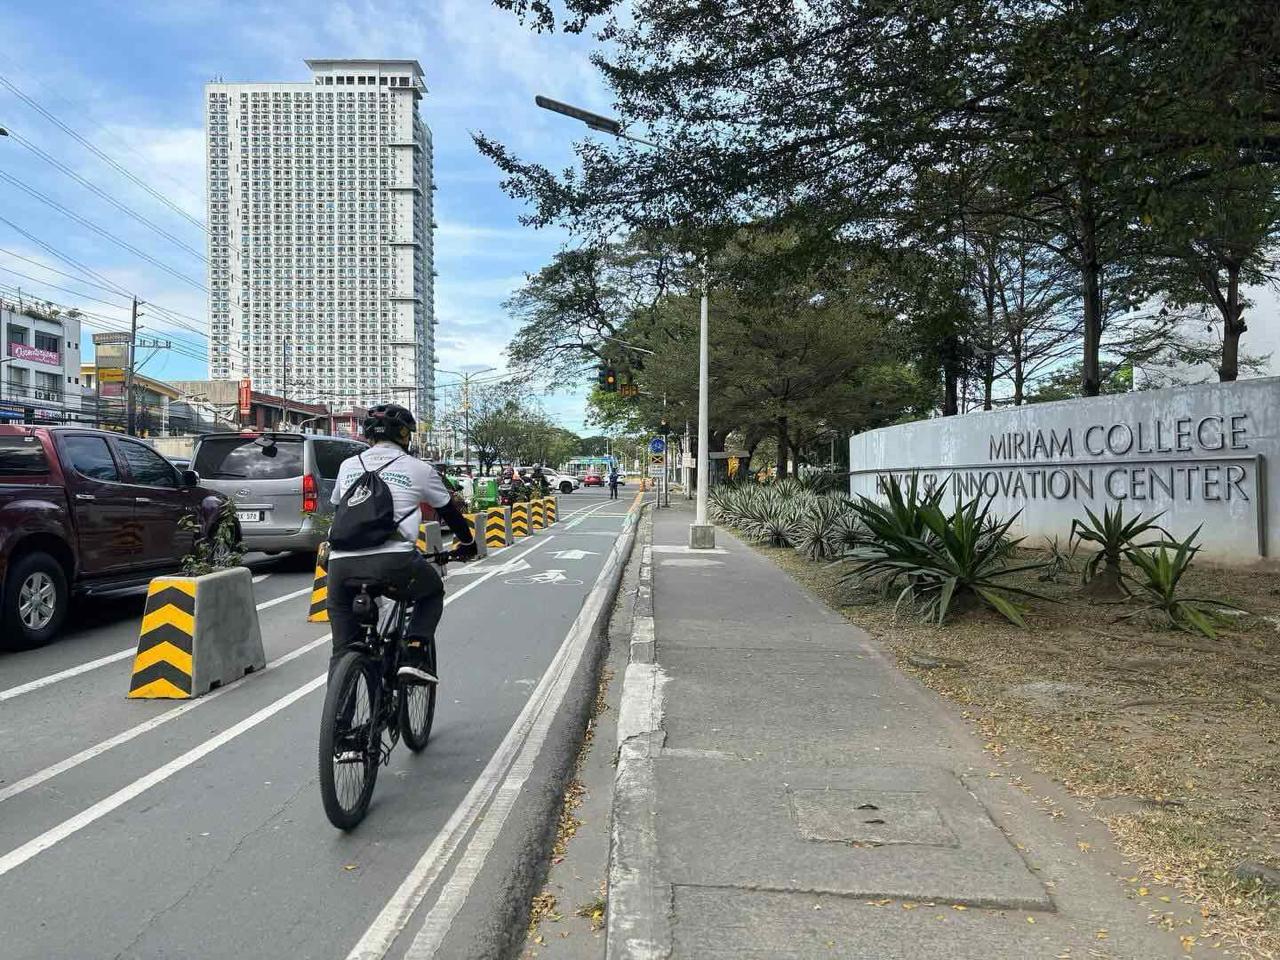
[190,432,367,554]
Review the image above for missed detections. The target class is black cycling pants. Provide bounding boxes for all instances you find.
[326,551,444,673]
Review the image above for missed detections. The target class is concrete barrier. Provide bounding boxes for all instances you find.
[309,542,330,622]
[545,496,558,524]
[463,513,489,558]
[531,498,546,530]
[511,501,533,539]
[128,567,266,699]
[485,506,511,548]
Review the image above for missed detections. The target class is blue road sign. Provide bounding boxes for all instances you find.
[649,437,667,455]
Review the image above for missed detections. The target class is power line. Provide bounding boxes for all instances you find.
[0,125,206,260]
[0,169,207,291]
[0,73,206,232]
[0,246,226,349]
[0,218,229,351]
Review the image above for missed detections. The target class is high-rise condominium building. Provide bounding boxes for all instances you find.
[205,59,434,421]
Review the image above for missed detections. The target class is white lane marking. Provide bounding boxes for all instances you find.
[252,574,271,584]
[548,549,597,561]
[445,558,531,577]
[254,585,311,611]
[400,506,638,958]
[503,569,582,586]
[0,673,328,878]
[0,584,314,704]
[562,500,618,528]
[347,502,640,960]
[0,635,331,805]
[0,531,562,866]
[0,648,135,704]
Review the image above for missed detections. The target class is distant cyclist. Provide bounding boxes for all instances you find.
[325,404,477,685]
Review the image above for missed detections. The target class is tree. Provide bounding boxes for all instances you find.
[504,236,677,384]
[483,0,1280,400]
[1147,165,1280,381]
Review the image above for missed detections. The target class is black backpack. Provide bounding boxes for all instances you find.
[329,454,415,550]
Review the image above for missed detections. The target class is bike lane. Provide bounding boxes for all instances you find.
[0,493,630,960]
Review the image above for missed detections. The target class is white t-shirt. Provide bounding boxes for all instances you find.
[329,442,454,559]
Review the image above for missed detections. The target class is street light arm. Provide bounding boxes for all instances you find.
[534,96,658,149]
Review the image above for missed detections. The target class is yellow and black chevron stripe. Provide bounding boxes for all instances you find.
[531,499,545,530]
[485,507,508,548]
[465,512,480,542]
[128,578,195,699]
[415,521,428,553]
[309,546,329,623]
[511,501,531,538]
[545,496,558,523]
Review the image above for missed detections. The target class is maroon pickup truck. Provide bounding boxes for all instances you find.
[0,425,233,648]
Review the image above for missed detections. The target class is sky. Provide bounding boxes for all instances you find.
[0,0,612,431]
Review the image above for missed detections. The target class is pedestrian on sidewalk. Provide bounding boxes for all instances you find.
[608,467,620,499]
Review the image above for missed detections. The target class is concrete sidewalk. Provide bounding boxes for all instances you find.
[607,501,1198,959]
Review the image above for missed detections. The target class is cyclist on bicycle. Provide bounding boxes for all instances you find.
[326,403,477,685]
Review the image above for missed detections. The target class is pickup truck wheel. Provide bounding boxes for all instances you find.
[559,481,574,494]
[2,552,68,650]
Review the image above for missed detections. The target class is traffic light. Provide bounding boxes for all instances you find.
[598,367,618,393]
[620,383,639,398]
[659,417,670,436]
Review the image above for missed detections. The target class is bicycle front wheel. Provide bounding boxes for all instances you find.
[318,651,381,830]
[399,638,437,752]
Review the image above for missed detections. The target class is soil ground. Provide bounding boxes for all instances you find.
[752,540,1280,960]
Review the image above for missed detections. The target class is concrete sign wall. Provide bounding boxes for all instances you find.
[849,378,1280,561]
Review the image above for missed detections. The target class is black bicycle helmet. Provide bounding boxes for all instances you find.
[363,403,416,447]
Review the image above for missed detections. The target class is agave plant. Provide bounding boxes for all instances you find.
[1120,528,1244,638]
[1037,535,1078,583]
[844,486,1051,626]
[1070,504,1166,598]
[796,469,845,496]
[791,497,851,561]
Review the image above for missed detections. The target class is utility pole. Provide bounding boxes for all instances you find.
[282,336,291,429]
[438,366,496,472]
[126,297,140,436]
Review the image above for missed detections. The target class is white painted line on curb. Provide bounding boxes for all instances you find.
[346,501,641,960]
[0,635,331,805]
[0,585,313,704]
[403,522,633,959]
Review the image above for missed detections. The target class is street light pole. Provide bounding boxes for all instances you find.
[438,366,496,472]
[690,266,715,547]
[535,95,714,547]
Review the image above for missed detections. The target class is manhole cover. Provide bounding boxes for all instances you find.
[789,789,957,847]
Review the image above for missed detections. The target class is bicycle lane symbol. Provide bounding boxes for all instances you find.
[504,569,584,586]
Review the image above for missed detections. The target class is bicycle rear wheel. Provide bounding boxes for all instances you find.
[319,651,381,829]
[399,638,437,752]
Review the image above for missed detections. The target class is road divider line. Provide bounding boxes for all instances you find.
[0,672,328,878]
[0,585,314,704]
[0,528,570,867]
[562,500,618,529]
[347,499,642,960]
[0,635,331,805]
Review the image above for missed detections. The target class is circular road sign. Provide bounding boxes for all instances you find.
[649,437,667,455]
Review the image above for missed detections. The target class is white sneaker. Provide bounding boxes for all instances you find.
[398,665,438,685]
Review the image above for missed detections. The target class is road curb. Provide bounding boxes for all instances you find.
[383,493,649,960]
[606,508,674,960]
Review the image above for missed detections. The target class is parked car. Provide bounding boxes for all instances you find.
[191,431,367,556]
[0,425,234,648]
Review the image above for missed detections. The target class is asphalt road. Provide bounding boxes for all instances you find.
[0,487,638,960]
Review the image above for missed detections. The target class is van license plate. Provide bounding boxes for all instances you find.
[236,510,263,523]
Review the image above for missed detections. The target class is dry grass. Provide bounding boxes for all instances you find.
[753,539,1280,959]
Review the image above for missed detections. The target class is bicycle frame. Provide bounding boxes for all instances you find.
[351,593,411,765]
